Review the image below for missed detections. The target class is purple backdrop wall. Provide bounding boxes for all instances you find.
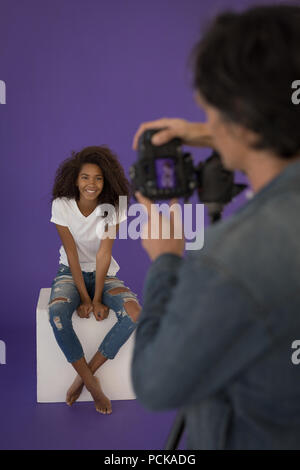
[0,0,278,450]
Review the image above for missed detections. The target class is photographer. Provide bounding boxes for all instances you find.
[130,5,300,450]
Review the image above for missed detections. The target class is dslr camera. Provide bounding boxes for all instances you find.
[130,128,247,220]
[130,129,196,200]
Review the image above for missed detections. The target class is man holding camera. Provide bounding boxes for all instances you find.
[130,5,300,450]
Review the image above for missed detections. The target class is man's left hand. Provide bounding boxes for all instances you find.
[135,191,185,261]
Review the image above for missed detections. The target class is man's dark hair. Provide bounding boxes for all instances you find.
[191,4,300,158]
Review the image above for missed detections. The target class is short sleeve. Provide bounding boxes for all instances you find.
[50,198,68,227]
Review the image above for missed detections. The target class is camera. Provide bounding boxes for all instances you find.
[130,129,247,220]
[129,129,197,201]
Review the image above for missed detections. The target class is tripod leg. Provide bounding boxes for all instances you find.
[164,410,185,450]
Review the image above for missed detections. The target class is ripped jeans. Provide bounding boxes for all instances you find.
[48,264,140,363]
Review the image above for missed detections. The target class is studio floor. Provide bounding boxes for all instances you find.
[0,325,186,450]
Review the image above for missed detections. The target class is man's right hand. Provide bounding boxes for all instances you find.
[76,301,93,319]
[132,117,213,150]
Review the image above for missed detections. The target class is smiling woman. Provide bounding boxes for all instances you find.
[48,146,141,414]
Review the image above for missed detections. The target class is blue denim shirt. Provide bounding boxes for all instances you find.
[131,159,300,450]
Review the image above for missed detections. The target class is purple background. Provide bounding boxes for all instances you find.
[0,0,277,450]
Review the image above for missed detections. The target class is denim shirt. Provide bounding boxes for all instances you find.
[131,159,300,450]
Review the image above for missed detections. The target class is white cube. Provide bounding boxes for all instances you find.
[36,288,136,403]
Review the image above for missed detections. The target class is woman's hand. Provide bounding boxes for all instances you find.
[76,300,93,319]
[92,301,109,322]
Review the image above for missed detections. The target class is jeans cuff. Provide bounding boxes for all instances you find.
[98,347,114,360]
[67,353,84,364]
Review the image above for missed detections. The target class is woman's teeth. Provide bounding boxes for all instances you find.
[86,189,97,193]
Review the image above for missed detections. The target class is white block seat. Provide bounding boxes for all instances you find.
[36,288,136,403]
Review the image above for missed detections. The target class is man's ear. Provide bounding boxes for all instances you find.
[226,119,260,147]
[239,126,261,147]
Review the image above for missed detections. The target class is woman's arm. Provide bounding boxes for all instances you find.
[93,224,119,302]
[55,224,91,303]
[93,245,113,302]
[92,225,119,322]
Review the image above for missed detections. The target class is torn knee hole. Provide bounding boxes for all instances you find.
[108,287,131,295]
[54,277,74,284]
[49,297,70,306]
[124,299,141,323]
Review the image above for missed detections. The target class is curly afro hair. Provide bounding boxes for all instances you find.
[51,145,131,209]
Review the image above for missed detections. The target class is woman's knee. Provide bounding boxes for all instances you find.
[48,296,71,308]
[124,299,141,323]
[104,280,141,323]
[48,297,73,330]
[117,296,141,324]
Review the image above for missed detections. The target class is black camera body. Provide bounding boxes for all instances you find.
[130,128,247,220]
[130,129,197,200]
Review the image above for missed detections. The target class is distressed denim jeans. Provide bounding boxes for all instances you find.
[48,263,139,363]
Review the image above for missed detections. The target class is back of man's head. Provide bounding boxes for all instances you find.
[191,4,300,159]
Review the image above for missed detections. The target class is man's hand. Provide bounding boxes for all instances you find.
[92,301,109,322]
[132,117,213,150]
[76,300,93,319]
[135,191,185,261]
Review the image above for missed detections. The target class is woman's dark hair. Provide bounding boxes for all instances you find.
[51,145,131,208]
[190,4,300,158]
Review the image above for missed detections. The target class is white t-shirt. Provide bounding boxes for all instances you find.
[50,197,127,274]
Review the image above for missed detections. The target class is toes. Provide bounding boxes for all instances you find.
[66,392,81,406]
[96,405,112,414]
[96,408,105,414]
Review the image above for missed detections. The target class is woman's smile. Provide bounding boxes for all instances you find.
[85,188,98,193]
[83,187,101,199]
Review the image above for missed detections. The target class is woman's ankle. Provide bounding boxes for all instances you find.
[85,375,100,393]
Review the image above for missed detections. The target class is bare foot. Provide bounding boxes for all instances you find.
[88,376,112,414]
[66,375,84,406]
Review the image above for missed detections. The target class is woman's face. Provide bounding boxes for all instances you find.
[76,163,104,201]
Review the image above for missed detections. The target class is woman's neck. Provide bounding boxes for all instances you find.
[77,197,98,213]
